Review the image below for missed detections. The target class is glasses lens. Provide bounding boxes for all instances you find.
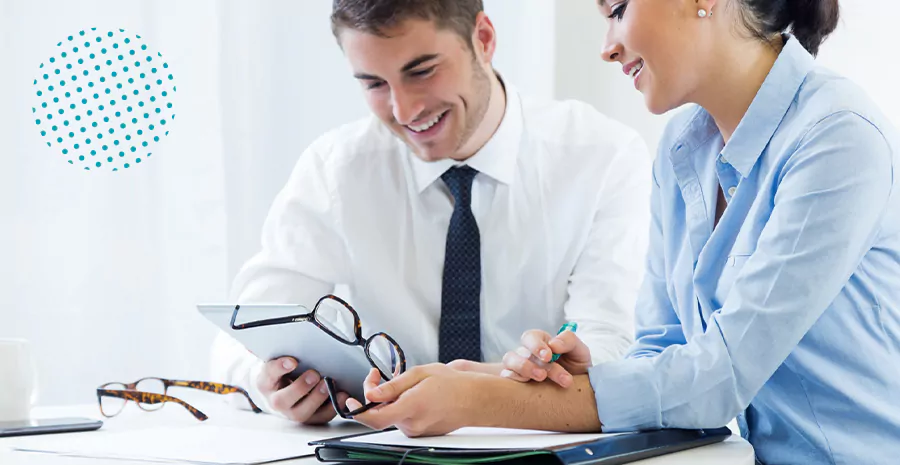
[135,378,166,411]
[99,383,127,417]
[367,335,403,380]
[314,297,357,343]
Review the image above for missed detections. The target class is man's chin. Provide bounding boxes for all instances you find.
[410,148,448,163]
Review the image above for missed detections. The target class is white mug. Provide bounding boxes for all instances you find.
[0,339,37,421]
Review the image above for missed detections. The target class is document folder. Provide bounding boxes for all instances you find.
[311,426,732,464]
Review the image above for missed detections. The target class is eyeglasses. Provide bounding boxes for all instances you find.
[96,378,262,421]
[230,294,406,419]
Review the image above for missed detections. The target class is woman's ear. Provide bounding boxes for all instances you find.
[695,0,720,17]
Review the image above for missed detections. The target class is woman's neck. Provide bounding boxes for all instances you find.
[695,36,784,144]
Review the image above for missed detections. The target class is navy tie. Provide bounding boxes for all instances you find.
[439,166,483,363]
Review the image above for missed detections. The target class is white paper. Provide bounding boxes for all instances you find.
[13,425,319,464]
[342,427,621,450]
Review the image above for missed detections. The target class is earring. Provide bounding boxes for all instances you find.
[698,9,708,18]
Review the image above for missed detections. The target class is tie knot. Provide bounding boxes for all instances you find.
[441,166,478,207]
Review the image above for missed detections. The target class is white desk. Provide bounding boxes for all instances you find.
[1,402,755,464]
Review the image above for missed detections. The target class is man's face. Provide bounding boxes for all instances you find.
[339,19,492,162]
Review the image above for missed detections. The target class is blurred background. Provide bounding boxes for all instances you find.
[1,0,896,406]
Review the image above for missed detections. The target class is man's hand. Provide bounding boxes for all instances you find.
[500,329,593,388]
[257,357,348,424]
[345,364,487,437]
[446,360,504,376]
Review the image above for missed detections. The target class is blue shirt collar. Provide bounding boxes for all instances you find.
[669,35,816,178]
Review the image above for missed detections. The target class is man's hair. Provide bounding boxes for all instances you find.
[331,0,484,49]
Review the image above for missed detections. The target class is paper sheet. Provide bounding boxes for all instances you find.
[14,425,319,464]
[342,427,621,450]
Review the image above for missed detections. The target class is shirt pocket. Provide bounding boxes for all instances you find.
[714,253,752,307]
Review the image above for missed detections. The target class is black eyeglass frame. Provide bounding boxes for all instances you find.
[229,294,407,419]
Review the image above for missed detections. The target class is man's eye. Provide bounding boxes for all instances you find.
[367,81,385,90]
[410,66,436,78]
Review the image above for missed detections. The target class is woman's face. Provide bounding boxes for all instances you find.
[599,0,715,114]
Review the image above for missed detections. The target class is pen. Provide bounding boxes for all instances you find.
[550,322,578,362]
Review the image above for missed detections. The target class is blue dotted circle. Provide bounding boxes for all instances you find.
[32,28,176,171]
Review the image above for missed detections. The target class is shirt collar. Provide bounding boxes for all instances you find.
[670,35,815,177]
[409,77,523,193]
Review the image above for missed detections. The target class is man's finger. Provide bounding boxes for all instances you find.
[348,392,413,431]
[286,380,332,423]
[365,365,433,402]
[305,393,341,424]
[268,369,319,412]
[520,330,554,363]
[361,367,383,402]
[259,357,298,394]
[446,360,503,375]
[346,397,364,411]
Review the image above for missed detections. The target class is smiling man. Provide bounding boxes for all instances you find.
[211,0,651,425]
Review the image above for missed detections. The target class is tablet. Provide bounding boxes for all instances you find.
[0,417,103,437]
[198,303,374,401]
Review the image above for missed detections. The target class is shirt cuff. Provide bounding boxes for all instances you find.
[588,356,662,431]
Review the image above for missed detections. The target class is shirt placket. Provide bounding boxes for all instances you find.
[670,147,712,335]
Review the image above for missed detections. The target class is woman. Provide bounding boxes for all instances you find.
[348,0,900,463]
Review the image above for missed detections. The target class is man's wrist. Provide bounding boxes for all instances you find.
[462,372,505,428]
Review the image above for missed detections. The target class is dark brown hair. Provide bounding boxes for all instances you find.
[737,0,840,56]
[331,0,484,49]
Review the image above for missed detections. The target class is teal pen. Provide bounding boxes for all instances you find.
[550,322,578,362]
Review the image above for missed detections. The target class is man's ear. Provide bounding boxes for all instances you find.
[471,12,497,64]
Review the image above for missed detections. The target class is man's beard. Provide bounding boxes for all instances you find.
[453,62,493,154]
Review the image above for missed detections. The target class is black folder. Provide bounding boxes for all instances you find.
[311,427,732,464]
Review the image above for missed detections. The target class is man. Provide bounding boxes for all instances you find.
[211,0,650,425]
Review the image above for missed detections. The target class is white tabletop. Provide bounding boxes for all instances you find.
[0,402,755,465]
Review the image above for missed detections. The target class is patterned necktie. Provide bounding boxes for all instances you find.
[439,166,483,363]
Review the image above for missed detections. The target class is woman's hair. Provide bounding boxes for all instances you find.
[736,0,840,56]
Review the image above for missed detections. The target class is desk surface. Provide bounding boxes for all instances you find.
[1,403,755,465]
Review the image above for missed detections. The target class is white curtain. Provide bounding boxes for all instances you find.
[0,0,555,407]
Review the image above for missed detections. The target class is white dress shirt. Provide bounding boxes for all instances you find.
[211,85,652,410]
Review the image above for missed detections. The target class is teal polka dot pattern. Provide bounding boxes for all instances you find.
[32,28,176,171]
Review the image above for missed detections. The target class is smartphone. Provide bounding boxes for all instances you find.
[0,417,103,437]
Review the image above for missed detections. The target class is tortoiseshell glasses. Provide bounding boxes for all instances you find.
[96,378,262,421]
[230,294,407,419]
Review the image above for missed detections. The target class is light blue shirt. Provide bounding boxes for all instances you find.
[588,36,900,464]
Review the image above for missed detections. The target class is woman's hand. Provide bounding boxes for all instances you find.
[346,365,489,437]
[500,329,592,388]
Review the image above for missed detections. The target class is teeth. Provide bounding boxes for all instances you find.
[409,112,444,133]
[629,60,644,78]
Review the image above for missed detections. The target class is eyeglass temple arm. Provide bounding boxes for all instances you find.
[165,380,263,413]
[97,389,209,421]
[229,305,312,330]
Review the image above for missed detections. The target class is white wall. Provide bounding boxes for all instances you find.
[485,0,556,99]
[554,1,672,154]
[817,2,900,127]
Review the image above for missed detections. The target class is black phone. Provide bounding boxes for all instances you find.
[0,417,103,437]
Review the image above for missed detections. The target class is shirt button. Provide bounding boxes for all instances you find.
[728,186,737,196]
[720,155,728,164]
